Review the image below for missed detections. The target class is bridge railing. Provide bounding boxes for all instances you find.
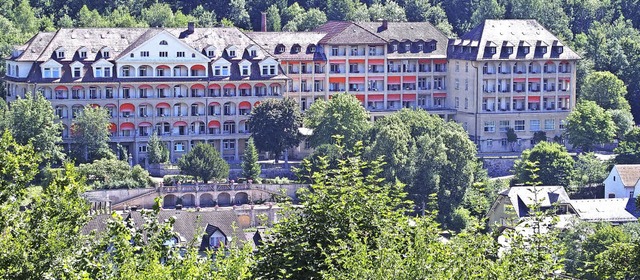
[158,183,254,193]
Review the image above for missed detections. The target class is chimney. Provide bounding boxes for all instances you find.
[381,20,388,31]
[261,12,267,32]
[187,22,195,33]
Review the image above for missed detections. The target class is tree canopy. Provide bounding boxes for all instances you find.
[248,98,302,163]
[177,143,229,183]
[71,105,113,162]
[513,141,575,186]
[241,137,261,180]
[615,127,640,164]
[565,100,616,152]
[580,71,630,111]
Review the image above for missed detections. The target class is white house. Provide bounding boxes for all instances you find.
[603,165,640,199]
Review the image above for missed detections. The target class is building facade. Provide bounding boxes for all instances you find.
[3,20,579,161]
[446,20,580,152]
[4,25,288,165]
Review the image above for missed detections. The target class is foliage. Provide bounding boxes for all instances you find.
[614,127,640,164]
[565,100,616,152]
[470,0,505,27]
[513,141,575,186]
[532,131,547,144]
[148,131,169,164]
[506,127,518,151]
[608,109,635,139]
[367,2,407,22]
[294,142,347,183]
[305,92,371,151]
[580,71,630,111]
[248,98,302,163]
[571,152,608,188]
[265,4,281,31]
[178,143,229,183]
[71,105,114,162]
[241,137,261,180]
[78,158,152,189]
[3,92,63,163]
[253,142,411,278]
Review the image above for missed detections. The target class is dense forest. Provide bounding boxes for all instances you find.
[2,0,640,121]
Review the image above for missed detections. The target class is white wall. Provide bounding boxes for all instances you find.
[604,167,635,198]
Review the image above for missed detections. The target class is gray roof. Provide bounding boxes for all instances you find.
[246,32,327,61]
[447,19,580,61]
[314,21,387,45]
[82,209,247,249]
[613,165,640,187]
[500,185,571,217]
[357,21,449,58]
[571,198,640,223]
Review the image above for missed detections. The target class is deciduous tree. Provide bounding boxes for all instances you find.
[147,131,169,164]
[615,127,640,164]
[248,98,302,163]
[565,100,616,152]
[177,143,229,183]
[71,105,113,162]
[513,141,575,186]
[580,71,630,111]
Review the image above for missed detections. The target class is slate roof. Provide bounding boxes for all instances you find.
[82,209,247,249]
[613,165,640,187]
[246,32,327,61]
[357,21,448,58]
[571,198,640,223]
[314,21,386,45]
[447,19,580,61]
[499,186,571,217]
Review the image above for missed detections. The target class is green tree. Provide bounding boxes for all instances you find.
[71,105,113,162]
[190,5,217,27]
[470,0,505,27]
[304,92,370,151]
[78,158,152,189]
[253,143,410,278]
[265,4,281,31]
[565,100,616,152]
[326,0,355,21]
[615,127,640,164]
[365,114,414,182]
[248,98,302,163]
[532,131,547,144]
[5,92,63,163]
[241,137,261,180]
[177,143,229,183]
[608,109,635,139]
[423,3,454,36]
[142,3,174,27]
[513,141,575,186]
[229,0,251,29]
[367,2,407,22]
[76,5,109,27]
[506,127,518,152]
[147,131,169,164]
[108,6,146,27]
[580,71,630,111]
[572,152,608,188]
[503,0,573,40]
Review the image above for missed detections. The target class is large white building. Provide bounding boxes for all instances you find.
[3,20,580,164]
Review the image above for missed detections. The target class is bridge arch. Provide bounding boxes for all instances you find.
[200,193,215,207]
[163,194,178,208]
[182,194,195,207]
[235,192,249,205]
[218,192,231,206]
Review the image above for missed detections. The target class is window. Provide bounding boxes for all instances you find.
[208,50,216,57]
[57,51,65,58]
[214,66,221,76]
[73,67,81,78]
[465,62,469,72]
[250,50,257,57]
[455,97,459,108]
[417,44,423,51]
[505,47,513,54]
[174,142,184,152]
[80,51,87,58]
[104,67,111,77]
[159,51,168,57]
[465,79,469,90]
[391,44,398,52]
[139,145,148,152]
[464,98,468,109]
[278,46,285,53]
[310,46,316,53]
[223,139,235,150]
[95,68,102,77]
[530,120,540,131]
[209,232,226,248]
[499,120,510,132]
[455,62,459,72]
[331,46,339,56]
[177,51,185,57]
[261,65,276,76]
[241,65,249,76]
[484,121,496,133]
[544,119,555,130]
[139,67,147,76]
[455,78,459,90]
[228,50,236,57]
[515,120,525,131]
[222,66,229,76]
[130,53,134,58]
[522,46,530,54]
[160,40,168,45]
[487,139,493,147]
[122,66,130,77]
[501,138,508,147]
[102,51,110,58]
[141,51,149,57]
[156,68,165,76]
[559,120,566,130]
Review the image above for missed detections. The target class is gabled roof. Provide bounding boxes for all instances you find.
[448,19,580,61]
[499,185,571,217]
[356,21,449,58]
[314,21,386,45]
[613,164,640,187]
[571,198,640,223]
[246,31,327,61]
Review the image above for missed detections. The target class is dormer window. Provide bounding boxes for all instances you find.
[310,46,316,53]
[103,51,110,58]
[80,51,87,58]
[487,47,496,54]
[209,230,226,249]
[73,67,81,78]
[391,44,397,52]
[522,46,530,54]
[57,50,65,58]
[228,49,236,57]
[505,47,513,54]
[277,45,285,53]
[404,43,411,52]
[417,44,423,51]
[250,50,257,57]
[242,65,249,76]
[555,46,563,54]
[214,65,230,76]
[539,46,547,54]
[160,40,168,45]
[43,67,60,78]
[208,50,216,57]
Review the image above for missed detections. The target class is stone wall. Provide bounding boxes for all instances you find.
[481,156,518,177]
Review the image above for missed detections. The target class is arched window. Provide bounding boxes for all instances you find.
[160,40,168,45]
